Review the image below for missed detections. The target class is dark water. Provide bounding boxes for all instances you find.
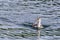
[0,0,60,40]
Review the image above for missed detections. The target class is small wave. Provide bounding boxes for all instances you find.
[0,17,14,23]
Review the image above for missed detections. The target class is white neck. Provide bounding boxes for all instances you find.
[37,18,41,27]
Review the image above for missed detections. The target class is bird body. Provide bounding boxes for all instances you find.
[32,17,43,29]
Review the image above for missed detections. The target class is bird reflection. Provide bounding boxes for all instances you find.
[36,30,41,40]
[31,30,41,40]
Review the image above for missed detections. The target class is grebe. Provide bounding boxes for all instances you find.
[22,17,50,30]
[32,17,43,30]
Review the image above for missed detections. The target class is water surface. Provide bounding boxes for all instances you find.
[0,0,60,40]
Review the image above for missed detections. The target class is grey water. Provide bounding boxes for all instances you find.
[0,0,60,40]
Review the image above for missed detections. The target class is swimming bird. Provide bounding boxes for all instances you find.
[32,17,43,30]
[22,17,50,30]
